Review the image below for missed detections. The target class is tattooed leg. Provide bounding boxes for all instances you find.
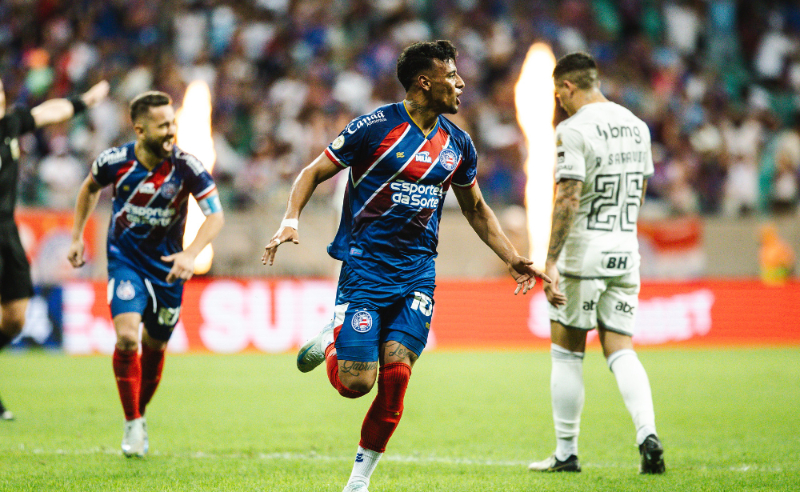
[337,359,379,394]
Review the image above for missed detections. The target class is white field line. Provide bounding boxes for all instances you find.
[10,447,786,472]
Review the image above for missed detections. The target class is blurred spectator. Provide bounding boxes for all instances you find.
[38,134,85,209]
[764,111,800,214]
[721,105,764,216]
[0,0,799,218]
[759,222,795,286]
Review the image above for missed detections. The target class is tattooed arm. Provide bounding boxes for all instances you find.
[543,178,583,306]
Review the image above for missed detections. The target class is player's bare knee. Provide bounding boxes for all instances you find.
[1,300,29,337]
[1,316,25,337]
[115,330,139,351]
[338,359,378,392]
[339,373,376,395]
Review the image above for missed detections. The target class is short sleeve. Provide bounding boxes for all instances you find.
[183,153,217,199]
[90,150,116,187]
[554,126,586,182]
[643,127,654,178]
[324,117,371,169]
[451,137,478,188]
[8,105,36,135]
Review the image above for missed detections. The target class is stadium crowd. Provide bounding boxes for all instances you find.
[1,0,799,217]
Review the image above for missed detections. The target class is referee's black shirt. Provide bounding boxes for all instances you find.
[0,106,35,221]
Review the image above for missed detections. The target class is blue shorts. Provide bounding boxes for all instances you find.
[333,262,435,362]
[108,261,183,341]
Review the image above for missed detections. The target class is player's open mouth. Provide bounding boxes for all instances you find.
[163,139,174,151]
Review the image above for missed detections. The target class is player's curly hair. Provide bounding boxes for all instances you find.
[396,40,458,91]
[553,52,599,90]
[130,91,172,122]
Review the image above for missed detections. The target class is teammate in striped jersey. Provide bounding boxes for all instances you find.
[262,40,551,492]
[67,91,224,457]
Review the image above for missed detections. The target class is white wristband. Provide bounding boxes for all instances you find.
[281,218,299,230]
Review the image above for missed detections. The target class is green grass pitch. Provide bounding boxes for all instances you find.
[1,348,798,491]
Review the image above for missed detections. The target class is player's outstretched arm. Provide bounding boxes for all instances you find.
[452,183,551,294]
[30,80,109,128]
[261,152,341,266]
[68,175,104,268]
[162,201,224,284]
[543,178,583,307]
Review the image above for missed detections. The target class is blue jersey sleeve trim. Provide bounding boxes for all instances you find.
[451,177,477,189]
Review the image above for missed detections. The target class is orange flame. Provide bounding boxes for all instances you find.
[176,81,216,275]
[514,43,556,268]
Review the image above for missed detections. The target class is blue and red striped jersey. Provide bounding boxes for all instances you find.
[325,101,478,285]
[91,142,217,286]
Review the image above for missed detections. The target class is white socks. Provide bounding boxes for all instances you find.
[347,446,382,487]
[607,349,657,445]
[550,344,585,461]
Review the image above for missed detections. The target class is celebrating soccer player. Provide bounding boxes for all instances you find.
[0,78,109,421]
[262,40,550,492]
[68,91,224,457]
[527,52,665,474]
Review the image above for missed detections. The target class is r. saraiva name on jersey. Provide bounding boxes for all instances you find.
[554,101,654,279]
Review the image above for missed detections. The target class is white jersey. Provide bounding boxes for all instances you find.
[554,101,654,278]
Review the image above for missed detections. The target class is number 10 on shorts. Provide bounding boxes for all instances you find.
[410,292,433,316]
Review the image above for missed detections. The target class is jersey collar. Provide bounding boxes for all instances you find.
[130,141,173,173]
[399,101,439,140]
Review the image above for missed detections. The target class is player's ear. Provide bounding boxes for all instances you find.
[562,79,578,96]
[132,121,145,138]
[417,73,432,92]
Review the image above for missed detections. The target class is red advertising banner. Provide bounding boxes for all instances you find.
[16,209,97,284]
[62,278,800,354]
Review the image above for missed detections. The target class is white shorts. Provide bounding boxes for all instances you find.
[548,269,640,336]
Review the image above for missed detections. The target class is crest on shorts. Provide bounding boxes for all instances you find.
[439,149,457,171]
[116,280,136,301]
[161,181,178,199]
[351,310,373,333]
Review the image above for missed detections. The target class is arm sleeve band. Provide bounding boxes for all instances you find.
[198,194,222,216]
[69,96,88,115]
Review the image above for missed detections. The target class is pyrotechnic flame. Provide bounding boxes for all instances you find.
[176,81,216,275]
[514,43,556,268]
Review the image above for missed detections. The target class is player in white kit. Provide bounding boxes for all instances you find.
[529,52,665,474]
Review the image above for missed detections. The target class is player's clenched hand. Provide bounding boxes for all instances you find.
[543,262,567,306]
[261,226,299,266]
[162,251,195,283]
[81,80,110,107]
[508,255,552,295]
[67,239,86,268]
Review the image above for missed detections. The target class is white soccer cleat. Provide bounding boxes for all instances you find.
[296,320,335,373]
[342,481,369,492]
[142,416,149,454]
[121,417,146,457]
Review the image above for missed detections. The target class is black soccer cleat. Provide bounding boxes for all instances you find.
[639,434,665,474]
[528,453,581,472]
[0,396,14,421]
